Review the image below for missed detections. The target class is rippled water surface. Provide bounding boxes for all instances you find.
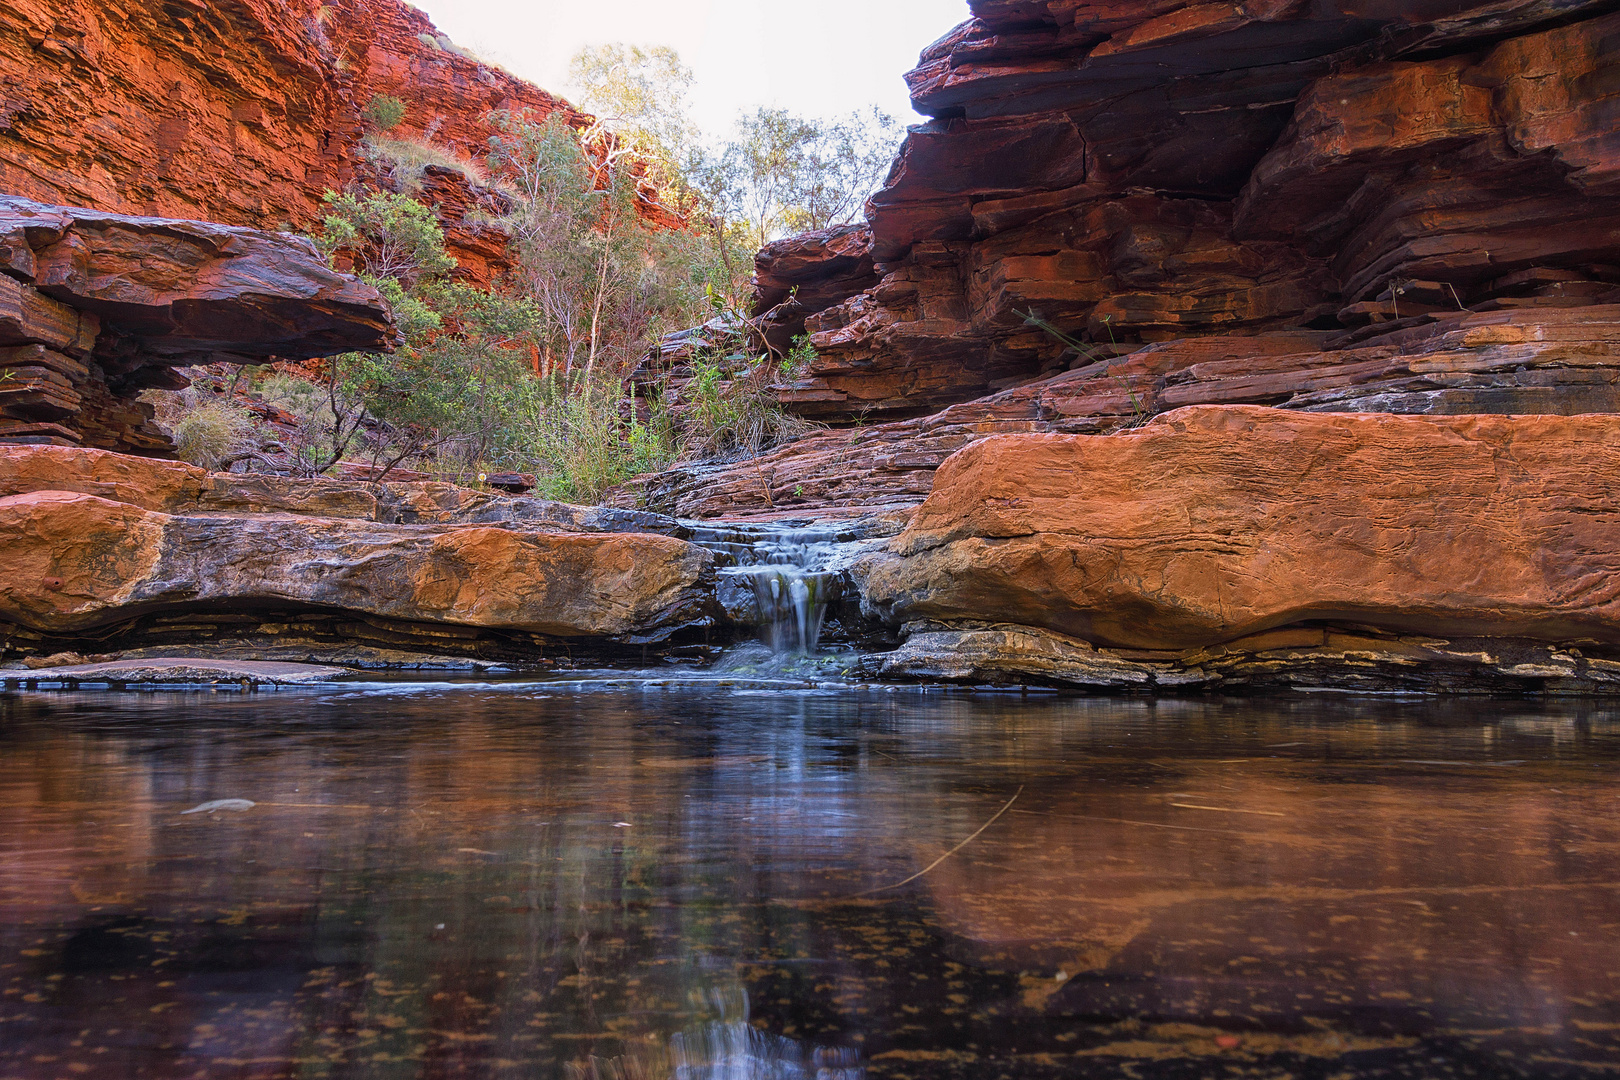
[3,683,1620,1079]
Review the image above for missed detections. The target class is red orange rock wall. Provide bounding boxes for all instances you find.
[760,1,1620,424]
[0,0,591,284]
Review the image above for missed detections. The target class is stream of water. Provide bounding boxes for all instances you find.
[4,684,1620,1078]
[692,522,875,655]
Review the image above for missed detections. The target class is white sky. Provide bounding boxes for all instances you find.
[407,0,971,137]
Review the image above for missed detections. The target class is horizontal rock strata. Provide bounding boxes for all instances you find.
[632,306,1620,517]
[875,624,1620,695]
[0,0,609,283]
[2,658,350,686]
[0,446,715,666]
[0,444,685,533]
[740,2,1620,426]
[0,195,393,454]
[852,406,1620,691]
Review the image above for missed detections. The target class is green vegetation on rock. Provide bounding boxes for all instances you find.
[166,44,902,502]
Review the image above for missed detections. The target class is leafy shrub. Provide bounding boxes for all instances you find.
[679,355,812,462]
[361,94,407,132]
[319,190,457,284]
[781,334,817,380]
[513,375,674,504]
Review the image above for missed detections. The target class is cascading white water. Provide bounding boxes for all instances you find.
[689,524,854,655]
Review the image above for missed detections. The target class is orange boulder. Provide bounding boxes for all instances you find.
[855,406,1620,650]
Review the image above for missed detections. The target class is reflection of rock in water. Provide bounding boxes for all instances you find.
[569,986,863,1080]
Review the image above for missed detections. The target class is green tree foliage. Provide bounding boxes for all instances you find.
[695,106,903,249]
[284,43,901,500]
[568,44,697,194]
[317,190,544,477]
[566,45,753,308]
[484,109,710,381]
[318,191,457,285]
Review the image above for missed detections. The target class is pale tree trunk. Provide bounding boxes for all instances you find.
[585,214,615,382]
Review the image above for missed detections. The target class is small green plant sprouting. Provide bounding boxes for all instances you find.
[361,94,407,132]
[781,334,817,380]
[1016,309,1151,428]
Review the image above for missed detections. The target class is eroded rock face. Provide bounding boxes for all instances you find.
[0,490,711,642]
[757,2,1620,425]
[0,446,715,664]
[0,196,394,454]
[0,445,684,532]
[854,407,1620,654]
[634,306,1620,518]
[0,0,598,284]
[751,224,880,356]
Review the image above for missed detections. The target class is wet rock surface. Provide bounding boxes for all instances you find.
[2,658,349,685]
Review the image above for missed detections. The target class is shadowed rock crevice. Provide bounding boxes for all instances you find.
[0,195,395,454]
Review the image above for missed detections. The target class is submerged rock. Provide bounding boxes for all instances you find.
[7,658,351,686]
[180,800,256,815]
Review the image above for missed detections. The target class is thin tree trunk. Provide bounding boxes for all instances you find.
[585,219,613,381]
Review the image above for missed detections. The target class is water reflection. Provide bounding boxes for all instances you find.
[2,687,1619,1078]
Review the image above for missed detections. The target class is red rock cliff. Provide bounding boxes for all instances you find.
[754,0,1620,423]
[0,0,605,283]
[648,0,1620,519]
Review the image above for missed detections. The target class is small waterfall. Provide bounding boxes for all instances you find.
[688,524,858,655]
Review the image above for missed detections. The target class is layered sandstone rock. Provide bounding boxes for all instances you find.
[750,2,1620,427]
[0,445,685,532]
[851,407,1620,690]
[0,0,610,283]
[0,446,714,666]
[0,490,710,641]
[0,196,394,454]
[751,224,880,356]
[627,1,1620,518]
[633,306,1620,518]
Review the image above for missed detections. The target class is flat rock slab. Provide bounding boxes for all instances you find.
[854,406,1620,651]
[9,658,350,684]
[0,489,716,643]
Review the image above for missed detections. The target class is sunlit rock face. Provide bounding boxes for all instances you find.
[851,406,1620,692]
[0,445,715,665]
[729,0,1620,518]
[0,0,607,285]
[0,195,394,454]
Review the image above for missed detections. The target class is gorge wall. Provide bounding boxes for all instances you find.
[0,0,628,285]
[650,0,1620,519]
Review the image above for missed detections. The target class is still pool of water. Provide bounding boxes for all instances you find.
[3,683,1620,1078]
